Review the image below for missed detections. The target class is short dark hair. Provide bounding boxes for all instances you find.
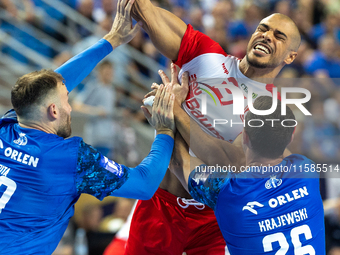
[244,96,295,159]
[11,69,64,117]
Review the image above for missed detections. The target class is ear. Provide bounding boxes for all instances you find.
[288,133,294,146]
[284,51,297,65]
[47,103,58,120]
[242,130,250,147]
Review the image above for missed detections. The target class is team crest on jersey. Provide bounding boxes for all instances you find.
[265,175,282,189]
[252,93,258,99]
[13,133,27,146]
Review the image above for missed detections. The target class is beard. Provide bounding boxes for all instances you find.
[246,54,270,69]
[57,108,72,138]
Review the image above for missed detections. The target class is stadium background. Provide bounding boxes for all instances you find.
[0,0,339,254]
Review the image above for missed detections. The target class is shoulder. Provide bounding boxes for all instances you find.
[284,154,313,164]
[283,154,320,178]
[0,109,18,127]
[174,25,228,68]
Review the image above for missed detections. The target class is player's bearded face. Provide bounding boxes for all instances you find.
[246,37,282,69]
[246,18,291,69]
[57,107,72,138]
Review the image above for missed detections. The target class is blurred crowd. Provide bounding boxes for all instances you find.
[1,0,340,161]
[1,0,340,254]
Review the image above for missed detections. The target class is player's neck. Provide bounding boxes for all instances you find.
[239,58,280,83]
[18,119,56,136]
[246,154,284,168]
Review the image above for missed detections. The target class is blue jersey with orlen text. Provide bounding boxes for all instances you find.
[188,154,325,255]
[0,111,130,254]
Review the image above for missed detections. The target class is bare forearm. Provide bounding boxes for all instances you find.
[131,0,186,60]
[170,132,202,192]
[174,102,243,168]
[173,103,191,145]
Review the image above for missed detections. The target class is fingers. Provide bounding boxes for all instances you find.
[158,84,168,110]
[144,89,156,99]
[158,70,170,85]
[182,71,189,93]
[153,84,163,111]
[162,85,171,110]
[117,0,126,15]
[141,106,152,122]
[151,83,160,90]
[128,21,141,40]
[170,63,179,85]
[167,93,175,119]
[118,0,133,18]
[125,0,135,20]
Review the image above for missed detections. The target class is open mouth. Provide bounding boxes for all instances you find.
[253,43,272,55]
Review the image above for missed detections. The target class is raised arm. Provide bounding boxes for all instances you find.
[169,109,229,211]
[154,66,245,169]
[173,100,244,169]
[55,0,140,92]
[109,84,175,199]
[77,85,175,200]
[131,0,187,60]
[170,132,204,193]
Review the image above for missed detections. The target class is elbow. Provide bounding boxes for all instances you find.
[138,180,160,200]
[137,188,156,200]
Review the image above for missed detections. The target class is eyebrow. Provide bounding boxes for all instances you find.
[259,23,288,39]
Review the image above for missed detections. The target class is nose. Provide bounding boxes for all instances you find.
[68,103,72,113]
[261,30,273,43]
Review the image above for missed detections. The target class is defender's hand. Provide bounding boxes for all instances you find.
[103,0,141,48]
[143,65,189,106]
[158,64,189,106]
[142,85,175,138]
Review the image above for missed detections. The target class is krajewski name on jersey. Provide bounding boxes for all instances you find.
[259,208,308,232]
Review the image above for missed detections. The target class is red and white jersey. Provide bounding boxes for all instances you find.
[174,25,276,143]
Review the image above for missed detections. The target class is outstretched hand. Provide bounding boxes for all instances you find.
[159,63,189,105]
[103,0,141,48]
[143,64,189,106]
[141,84,176,138]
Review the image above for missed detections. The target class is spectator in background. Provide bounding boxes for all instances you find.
[304,35,340,78]
[76,0,95,37]
[229,3,262,42]
[72,15,130,84]
[189,7,204,32]
[302,100,340,161]
[79,204,103,233]
[325,198,340,255]
[0,0,18,17]
[324,90,340,129]
[273,0,291,17]
[309,12,340,43]
[93,0,116,23]
[100,198,135,233]
[72,60,117,157]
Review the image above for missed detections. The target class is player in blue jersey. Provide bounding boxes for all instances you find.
[0,0,175,254]
[162,88,325,254]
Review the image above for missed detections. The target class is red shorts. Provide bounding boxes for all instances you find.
[104,238,127,255]
[125,188,228,255]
